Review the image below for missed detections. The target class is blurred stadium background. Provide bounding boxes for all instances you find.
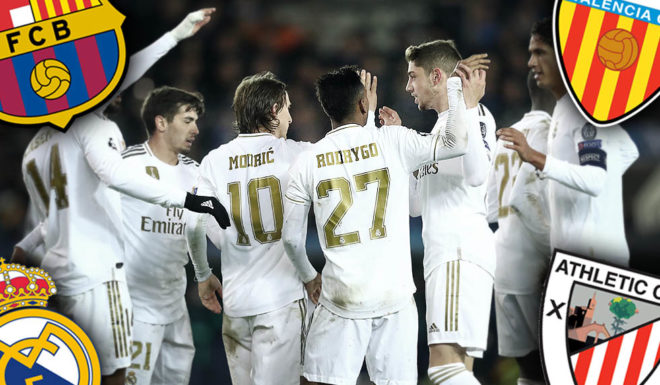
[0,0,658,383]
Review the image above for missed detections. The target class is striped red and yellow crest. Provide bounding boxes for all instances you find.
[553,0,660,126]
[0,0,126,130]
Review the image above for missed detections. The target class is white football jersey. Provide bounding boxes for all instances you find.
[543,95,638,265]
[412,104,497,278]
[286,123,460,319]
[22,113,127,295]
[197,133,309,318]
[489,111,552,293]
[121,142,199,324]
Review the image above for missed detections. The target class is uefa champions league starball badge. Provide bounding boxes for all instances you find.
[0,259,101,384]
[541,251,660,385]
[0,0,127,130]
[552,0,660,127]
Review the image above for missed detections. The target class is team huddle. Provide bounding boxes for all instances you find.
[11,7,639,385]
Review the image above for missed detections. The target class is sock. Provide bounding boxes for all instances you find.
[428,363,481,384]
[517,378,546,385]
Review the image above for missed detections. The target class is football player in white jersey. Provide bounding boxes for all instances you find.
[498,18,639,268]
[14,9,230,385]
[188,72,312,385]
[487,70,555,385]
[379,40,495,385]
[120,86,206,385]
[283,65,483,385]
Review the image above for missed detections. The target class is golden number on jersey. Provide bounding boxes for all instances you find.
[316,168,390,248]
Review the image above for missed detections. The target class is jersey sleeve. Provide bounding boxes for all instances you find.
[408,173,422,217]
[389,77,469,173]
[462,104,495,187]
[285,154,313,206]
[485,152,499,224]
[99,33,177,111]
[541,123,609,197]
[73,120,187,207]
[196,153,221,198]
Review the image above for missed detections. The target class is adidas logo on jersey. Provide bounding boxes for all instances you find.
[201,200,214,210]
[428,323,440,333]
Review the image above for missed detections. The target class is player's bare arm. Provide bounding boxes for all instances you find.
[198,274,223,314]
[305,273,322,305]
[497,127,547,170]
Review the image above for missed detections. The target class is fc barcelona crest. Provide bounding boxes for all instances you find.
[553,0,660,127]
[0,0,126,130]
[541,251,660,384]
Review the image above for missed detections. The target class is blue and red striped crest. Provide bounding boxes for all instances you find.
[0,0,126,129]
[553,0,660,127]
[542,251,660,385]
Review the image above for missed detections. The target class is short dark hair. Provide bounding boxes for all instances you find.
[315,65,364,123]
[232,72,287,134]
[531,17,553,46]
[405,39,462,75]
[141,86,205,136]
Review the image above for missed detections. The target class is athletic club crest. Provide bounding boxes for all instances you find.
[0,0,126,130]
[552,0,660,127]
[541,251,660,385]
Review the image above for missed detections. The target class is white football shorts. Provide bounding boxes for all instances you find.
[222,298,307,385]
[425,260,493,358]
[494,291,542,357]
[303,298,418,385]
[125,312,195,385]
[55,280,132,376]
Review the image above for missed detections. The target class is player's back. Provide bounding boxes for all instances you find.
[21,112,126,295]
[492,111,551,293]
[287,123,429,319]
[199,133,306,317]
[548,96,638,264]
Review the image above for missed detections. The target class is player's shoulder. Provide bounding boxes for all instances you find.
[121,143,148,159]
[477,103,496,124]
[178,154,200,168]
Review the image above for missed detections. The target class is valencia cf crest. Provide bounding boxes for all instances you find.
[0,0,126,130]
[541,251,660,385]
[552,0,660,127]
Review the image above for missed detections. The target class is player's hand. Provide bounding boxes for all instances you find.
[198,274,223,314]
[170,8,216,42]
[184,193,231,229]
[360,69,378,113]
[378,106,402,126]
[497,127,545,169]
[459,53,490,72]
[455,63,486,109]
[305,273,322,305]
[10,246,27,265]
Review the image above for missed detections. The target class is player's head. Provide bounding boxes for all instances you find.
[315,65,368,127]
[141,86,205,154]
[103,94,123,117]
[405,39,462,111]
[233,72,291,138]
[527,70,556,114]
[528,17,564,99]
